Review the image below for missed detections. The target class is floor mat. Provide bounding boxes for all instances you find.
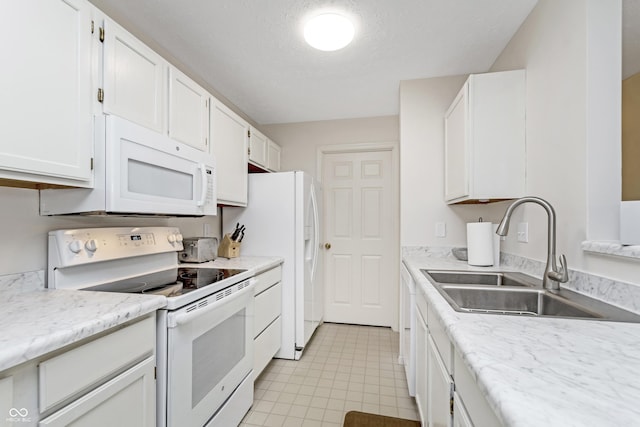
[343,411,421,427]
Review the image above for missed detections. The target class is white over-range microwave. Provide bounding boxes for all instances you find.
[40,115,216,216]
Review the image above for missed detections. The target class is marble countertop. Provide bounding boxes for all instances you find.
[0,288,166,372]
[403,254,640,427]
[0,256,282,373]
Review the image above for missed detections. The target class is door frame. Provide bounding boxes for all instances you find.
[316,141,400,331]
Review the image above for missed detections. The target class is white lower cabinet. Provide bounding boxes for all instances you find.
[427,335,453,427]
[413,286,501,427]
[452,392,474,427]
[415,306,428,424]
[0,315,156,427]
[39,357,155,427]
[253,265,283,380]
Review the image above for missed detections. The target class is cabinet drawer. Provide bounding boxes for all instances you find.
[427,304,453,374]
[454,351,501,427]
[39,315,155,412]
[39,356,155,427]
[255,282,282,337]
[254,266,282,295]
[253,317,281,380]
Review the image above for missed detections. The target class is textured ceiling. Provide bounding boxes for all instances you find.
[88,0,542,124]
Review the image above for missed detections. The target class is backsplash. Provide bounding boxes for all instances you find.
[403,246,640,315]
[0,270,45,293]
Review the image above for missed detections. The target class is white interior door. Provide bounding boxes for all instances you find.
[322,149,396,326]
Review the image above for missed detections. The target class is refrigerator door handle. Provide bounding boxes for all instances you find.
[310,183,320,282]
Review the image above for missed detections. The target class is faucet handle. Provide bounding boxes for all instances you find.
[548,254,569,283]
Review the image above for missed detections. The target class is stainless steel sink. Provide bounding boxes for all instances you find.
[438,285,601,318]
[421,269,640,322]
[424,270,536,287]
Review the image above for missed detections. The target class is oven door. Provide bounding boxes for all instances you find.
[105,115,216,216]
[166,280,254,427]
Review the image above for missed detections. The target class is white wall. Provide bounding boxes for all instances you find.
[262,116,399,180]
[400,0,640,285]
[0,187,221,276]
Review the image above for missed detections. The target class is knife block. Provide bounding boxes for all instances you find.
[217,234,240,258]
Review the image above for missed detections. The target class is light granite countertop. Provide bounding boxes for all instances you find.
[0,256,282,374]
[0,288,166,372]
[403,254,640,427]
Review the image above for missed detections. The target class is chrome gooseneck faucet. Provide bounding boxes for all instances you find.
[496,197,569,290]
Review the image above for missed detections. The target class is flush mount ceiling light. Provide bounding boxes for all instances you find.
[304,13,355,51]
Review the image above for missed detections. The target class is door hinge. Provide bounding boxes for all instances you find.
[154,366,157,379]
[248,147,251,156]
[90,157,94,170]
[247,129,251,138]
[449,382,455,415]
[99,26,105,43]
[205,137,208,146]
[91,20,94,34]
[97,88,104,103]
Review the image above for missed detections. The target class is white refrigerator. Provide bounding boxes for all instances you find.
[223,171,323,360]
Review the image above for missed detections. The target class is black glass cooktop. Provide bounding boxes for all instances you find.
[177,267,247,292]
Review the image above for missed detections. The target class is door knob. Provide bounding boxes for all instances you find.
[324,243,331,250]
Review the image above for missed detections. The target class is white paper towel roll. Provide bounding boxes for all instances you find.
[467,222,494,266]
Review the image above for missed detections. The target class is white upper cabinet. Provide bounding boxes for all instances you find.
[267,139,281,172]
[444,69,526,204]
[169,66,210,151]
[210,100,249,206]
[102,18,167,133]
[248,126,268,168]
[0,0,94,187]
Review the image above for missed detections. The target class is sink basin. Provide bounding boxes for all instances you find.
[424,270,534,287]
[439,285,601,318]
[421,269,640,322]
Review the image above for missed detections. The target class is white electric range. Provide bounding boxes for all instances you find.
[47,226,255,427]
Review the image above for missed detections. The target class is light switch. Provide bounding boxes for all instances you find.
[435,222,446,238]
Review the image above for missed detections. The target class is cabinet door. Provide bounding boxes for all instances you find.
[452,392,474,427]
[169,67,210,151]
[103,18,167,133]
[0,0,93,186]
[267,139,281,172]
[428,334,453,427]
[444,84,469,202]
[39,357,155,427]
[415,307,428,426]
[248,126,268,167]
[0,376,13,422]
[210,100,249,206]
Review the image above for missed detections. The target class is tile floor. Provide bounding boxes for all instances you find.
[240,322,419,427]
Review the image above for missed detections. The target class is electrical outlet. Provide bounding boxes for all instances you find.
[517,222,529,243]
[203,223,212,237]
[435,222,446,238]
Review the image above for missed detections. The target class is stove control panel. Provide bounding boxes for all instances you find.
[48,227,184,268]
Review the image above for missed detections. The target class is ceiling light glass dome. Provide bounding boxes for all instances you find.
[304,13,355,51]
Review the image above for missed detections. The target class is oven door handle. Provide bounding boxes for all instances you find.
[168,279,255,328]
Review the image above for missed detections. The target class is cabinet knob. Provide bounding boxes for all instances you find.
[324,243,331,250]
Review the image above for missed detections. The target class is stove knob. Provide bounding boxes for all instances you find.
[68,240,83,254]
[85,239,98,252]
[175,233,183,243]
[167,234,176,244]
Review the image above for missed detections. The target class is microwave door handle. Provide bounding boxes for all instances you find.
[197,163,207,207]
